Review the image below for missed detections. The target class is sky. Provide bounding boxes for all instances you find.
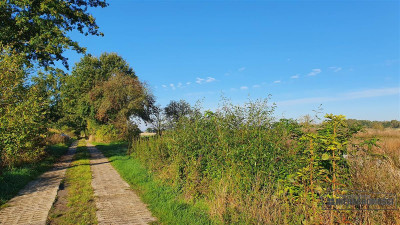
[63,0,400,121]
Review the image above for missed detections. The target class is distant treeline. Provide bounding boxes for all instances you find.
[347,119,400,129]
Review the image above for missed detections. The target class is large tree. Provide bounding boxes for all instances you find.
[61,53,153,140]
[0,0,107,169]
[0,0,107,69]
[164,100,192,122]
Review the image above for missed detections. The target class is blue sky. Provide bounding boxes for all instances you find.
[64,0,399,121]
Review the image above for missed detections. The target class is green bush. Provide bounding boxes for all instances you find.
[130,99,360,224]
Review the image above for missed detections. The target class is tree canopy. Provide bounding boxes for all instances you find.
[0,0,108,169]
[0,0,107,69]
[61,53,153,140]
[164,100,192,122]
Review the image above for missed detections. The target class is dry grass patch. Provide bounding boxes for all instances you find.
[348,128,400,224]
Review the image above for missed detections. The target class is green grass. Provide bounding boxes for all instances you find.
[0,141,73,207]
[47,139,97,225]
[94,142,217,225]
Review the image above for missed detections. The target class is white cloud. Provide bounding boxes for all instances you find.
[307,69,321,76]
[253,84,261,88]
[240,86,248,90]
[170,83,176,90]
[291,74,299,79]
[206,77,216,83]
[196,77,216,84]
[329,66,342,72]
[277,87,400,106]
[161,85,167,88]
[196,78,205,84]
[186,82,191,85]
[238,67,246,72]
[273,80,281,83]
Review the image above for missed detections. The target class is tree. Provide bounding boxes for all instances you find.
[148,104,167,135]
[61,53,154,140]
[0,0,108,169]
[89,72,152,139]
[390,120,400,128]
[164,100,192,123]
[0,0,107,69]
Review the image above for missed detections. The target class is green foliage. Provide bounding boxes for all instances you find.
[164,100,193,123]
[87,120,118,143]
[130,98,364,224]
[0,47,49,169]
[0,0,107,69]
[60,53,153,140]
[131,98,307,223]
[0,0,107,170]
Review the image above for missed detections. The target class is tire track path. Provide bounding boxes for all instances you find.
[0,141,77,225]
[87,142,156,225]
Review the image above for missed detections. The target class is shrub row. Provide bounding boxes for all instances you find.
[131,100,358,224]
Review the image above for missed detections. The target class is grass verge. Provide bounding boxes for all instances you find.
[47,139,97,225]
[94,141,216,225]
[0,141,73,207]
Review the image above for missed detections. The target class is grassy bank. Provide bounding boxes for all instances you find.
[48,139,97,224]
[0,141,73,207]
[95,142,216,225]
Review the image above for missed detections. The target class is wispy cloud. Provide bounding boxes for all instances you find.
[291,74,299,79]
[329,66,342,72]
[240,86,248,90]
[206,77,216,83]
[161,84,167,88]
[177,82,182,88]
[238,67,246,72]
[196,77,216,84]
[170,83,176,90]
[277,87,399,106]
[307,69,321,76]
[253,84,261,88]
[186,82,191,85]
[196,78,205,84]
[273,80,281,84]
